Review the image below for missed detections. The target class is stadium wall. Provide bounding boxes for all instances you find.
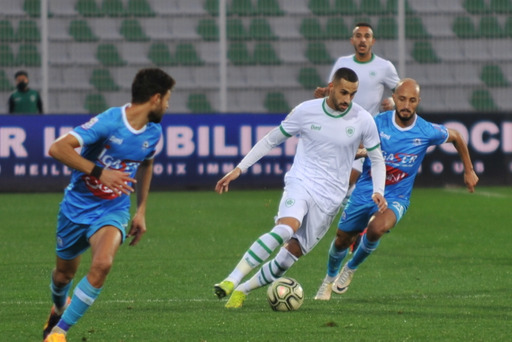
[0,112,510,192]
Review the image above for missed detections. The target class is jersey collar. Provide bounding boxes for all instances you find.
[322,98,352,118]
[352,53,375,64]
[122,103,147,134]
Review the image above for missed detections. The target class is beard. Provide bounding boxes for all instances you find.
[396,109,414,122]
[148,109,163,123]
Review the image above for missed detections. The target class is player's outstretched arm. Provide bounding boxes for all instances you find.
[446,128,479,192]
[215,167,242,194]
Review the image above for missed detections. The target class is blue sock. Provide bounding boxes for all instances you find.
[50,276,72,310]
[58,277,102,331]
[347,234,380,270]
[327,240,348,277]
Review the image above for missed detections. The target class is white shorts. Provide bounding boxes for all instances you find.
[352,157,364,173]
[276,180,337,255]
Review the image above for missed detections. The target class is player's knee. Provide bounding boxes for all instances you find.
[335,230,354,250]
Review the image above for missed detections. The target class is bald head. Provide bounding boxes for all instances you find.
[395,78,420,96]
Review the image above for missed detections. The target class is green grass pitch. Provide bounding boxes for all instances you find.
[0,187,510,341]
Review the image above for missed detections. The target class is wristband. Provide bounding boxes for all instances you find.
[90,165,103,179]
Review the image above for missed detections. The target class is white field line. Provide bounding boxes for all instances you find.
[443,187,511,198]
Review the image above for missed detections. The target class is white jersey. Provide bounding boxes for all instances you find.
[327,54,399,116]
[280,98,381,214]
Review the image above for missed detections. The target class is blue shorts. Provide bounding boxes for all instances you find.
[56,210,129,260]
[338,196,408,233]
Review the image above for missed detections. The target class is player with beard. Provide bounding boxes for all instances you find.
[314,78,479,300]
[43,68,175,342]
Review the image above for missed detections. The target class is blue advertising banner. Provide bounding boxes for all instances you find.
[0,113,510,192]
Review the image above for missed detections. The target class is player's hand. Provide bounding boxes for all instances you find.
[371,193,387,213]
[100,168,136,196]
[215,167,242,194]
[127,213,146,246]
[314,87,327,99]
[380,97,395,111]
[464,169,479,193]
[355,148,367,159]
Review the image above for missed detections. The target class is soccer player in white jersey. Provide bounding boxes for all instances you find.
[43,69,175,342]
[314,78,479,300]
[213,67,387,309]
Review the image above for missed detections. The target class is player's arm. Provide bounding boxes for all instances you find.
[367,145,387,213]
[127,158,153,246]
[215,126,288,194]
[49,133,135,195]
[445,128,479,193]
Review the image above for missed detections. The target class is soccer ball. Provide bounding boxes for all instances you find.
[266,277,304,312]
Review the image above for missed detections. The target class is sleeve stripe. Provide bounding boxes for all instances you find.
[279,125,292,137]
[366,143,380,151]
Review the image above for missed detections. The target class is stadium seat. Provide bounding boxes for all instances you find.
[0,20,16,42]
[126,0,155,17]
[230,0,256,16]
[478,16,505,38]
[248,18,277,40]
[376,17,397,39]
[227,42,253,65]
[24,0,52,17]
[405,17,430,39]
[386,0,414,14]
[90,68,120,91]
[197,18,219,41]
[120,19,149,41]
[204,0,220,16]
[490,0,512,13]
[305,41,333,64]
[0,44,17,66]
[308,0,331,15]
[102,0,126,17]
[75,0,104,16]
[452,16,478,39]
[16,44,41,66]
[411,41,440,63]
[255,0,285,16]
[352,17,372,28]
[187,93,214,113]
[253,42,281,65]
[0,69,12,91]
[360,0,386,15]
[298,67,323,90]
[16,20,41,42]
[96,43,126,66]
[470,89,498,111]
[334,0,361,15]
[175,43,203,66]
[480,65,509,87]
[227,18,249,41]
[84,93,109,113]
[300,18,325,40]
[264,92,290,113]
[69,19,98,42]
[325,17,351,40]
[463,0,491,14]
[505,16,512,37]
[148,42,176,66]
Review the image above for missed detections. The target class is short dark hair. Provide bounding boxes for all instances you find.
[15,70,28,78]
[354,22,373,31]
[131,68,176,104]
[332,67,359,83]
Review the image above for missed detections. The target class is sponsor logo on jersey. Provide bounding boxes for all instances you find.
[83,175,120,200]
[81,117,98,130]
[311,124,321,131]
[385,165,408,185]
[109,135,123,145]
[380,132,391,140]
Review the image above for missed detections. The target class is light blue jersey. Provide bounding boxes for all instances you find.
[60,104,161,225]
[352,110,449,206]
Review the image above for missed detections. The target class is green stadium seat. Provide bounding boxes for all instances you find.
[16,44,41,66]
[24,0,52,17]
[148,42,176,66]
[227,42,253,65]
[187,93,214,113]
[126,0,155,17]
[305,41,333,64]
[16,20,41,42]
[463,0,491,14]
[120,19,149,41]
[227,18,249,41]
[470,89,498,111]
[175,43,203,66]
[255,0,284,16]
[490,0,512,13]
[325,17,351,40]
[264,92,290,113]
[253,42,281,65]
[248,18,277,40]
[480,65,509,87]
[300,18,325,40]
[69,19,98,42]
[504,16,512,37]
[0,70,12,91]
[360,0,386,15]
[479,16,505,38]
[308,0,331,16]
[0,44,16,66]
[334,0,361,15]
[89,68,120,91]
[386,0,414,14]
[405,17,430,39]
[353,17,372,28]
[452,16,479,39]
[298,67,323,90]
[75,0,104,16]
[204,0,220,16]
[230,0,256,16]
[411,41,440,63]
[84,93,109,113]
[96,43,126,66]
[0,20,16,42]
[376,17,397,39]
[102,0,126,17]
[197,18,219,41]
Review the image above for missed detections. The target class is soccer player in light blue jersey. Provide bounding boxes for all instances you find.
[314,78,479,300]
[43,68,175,342]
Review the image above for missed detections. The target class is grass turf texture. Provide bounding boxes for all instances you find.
[0,187,510,341]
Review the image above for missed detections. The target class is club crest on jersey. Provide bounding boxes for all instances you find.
[142,141,150,149]
[285,198,295,207]
[346,127,355,137]
[413,138,423,146]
